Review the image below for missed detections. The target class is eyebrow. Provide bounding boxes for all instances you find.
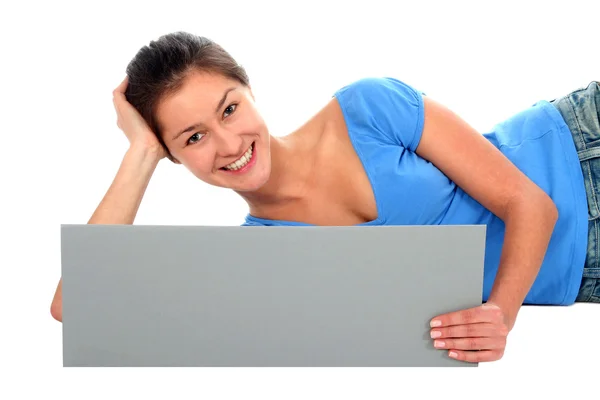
[171,87,237,141]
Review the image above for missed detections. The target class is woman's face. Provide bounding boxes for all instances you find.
[155,70,272,192]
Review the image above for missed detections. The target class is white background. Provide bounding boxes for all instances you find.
[1,0,599,398]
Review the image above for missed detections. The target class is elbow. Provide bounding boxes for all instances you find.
[538,191,559,224]
[50,299,62,322]
[549,198,559,223]
[51,279,63,322]
[506,188,558,225]
[534,192,559,230]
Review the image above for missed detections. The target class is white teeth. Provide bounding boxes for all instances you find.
[224,144,253,170]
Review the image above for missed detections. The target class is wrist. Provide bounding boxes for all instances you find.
[127,143,164,163]
[485,298,519,331]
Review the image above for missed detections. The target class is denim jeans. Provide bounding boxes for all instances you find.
[549,81,600,302]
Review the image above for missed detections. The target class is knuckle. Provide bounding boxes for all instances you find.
[499,336,507,347]
[492,308,502,319]
[468,338,479,349]
[465,325,476,337]
[463,309,475,324]
[490,339,500,350]
[447,326,460,337]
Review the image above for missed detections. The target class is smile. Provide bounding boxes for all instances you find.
[221,142,255,171]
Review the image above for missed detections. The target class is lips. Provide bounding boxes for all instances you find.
[220,142,255,171]
[219,142,256,174]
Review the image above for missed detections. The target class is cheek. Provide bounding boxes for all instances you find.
[238,116,262,133]
[179,150,214,174]
[242,107,266,133]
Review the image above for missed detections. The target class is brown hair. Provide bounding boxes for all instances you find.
[124,31,250,160]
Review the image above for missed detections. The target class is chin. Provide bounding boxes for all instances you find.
[233,169,271,192]
[235,180,267,193]
[199,163,270,192]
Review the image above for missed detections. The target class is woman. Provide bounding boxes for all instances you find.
[50,31,600,363]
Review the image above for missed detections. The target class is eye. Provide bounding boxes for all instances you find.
[223,103,237,118]
[187,132,205,145]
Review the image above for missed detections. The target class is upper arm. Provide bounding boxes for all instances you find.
[336,77,424,150]
[415,96,551,219]
[342,77,551,219]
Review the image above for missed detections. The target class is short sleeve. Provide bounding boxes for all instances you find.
[334,77,425,151]
[241,216,268,226]
[241,220,261,226]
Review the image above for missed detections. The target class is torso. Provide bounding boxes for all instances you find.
[256,98,378,226]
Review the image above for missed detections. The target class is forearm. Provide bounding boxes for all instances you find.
[88,146,161,225]
[51,146,161,322]
[487,193,558,330]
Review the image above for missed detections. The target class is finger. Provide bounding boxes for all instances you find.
[434,336,506,351]
[112,78,132,109]
[448,349,504,363]
[430,322,506,339]
[431,304,503,328]
[114,75,129,94]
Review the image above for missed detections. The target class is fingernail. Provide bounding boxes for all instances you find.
[434,340,445,348]
[449,351,458,358]
[430,330,441,338]
[430,320,441,327]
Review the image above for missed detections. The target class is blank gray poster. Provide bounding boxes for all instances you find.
[61,224,485,367]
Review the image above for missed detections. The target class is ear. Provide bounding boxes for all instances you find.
[248,84,255,101]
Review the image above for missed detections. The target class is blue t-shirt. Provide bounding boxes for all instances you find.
[243,77,588,306]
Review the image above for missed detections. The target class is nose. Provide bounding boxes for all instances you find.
[213,128,244,158]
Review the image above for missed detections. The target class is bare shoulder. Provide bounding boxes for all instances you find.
[287,96,349,158]
[316,96,352,152]
[309,97,378,224]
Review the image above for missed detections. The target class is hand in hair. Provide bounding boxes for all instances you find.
[113,76,167,159]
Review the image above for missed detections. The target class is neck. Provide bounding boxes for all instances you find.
[235,128,320,217]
